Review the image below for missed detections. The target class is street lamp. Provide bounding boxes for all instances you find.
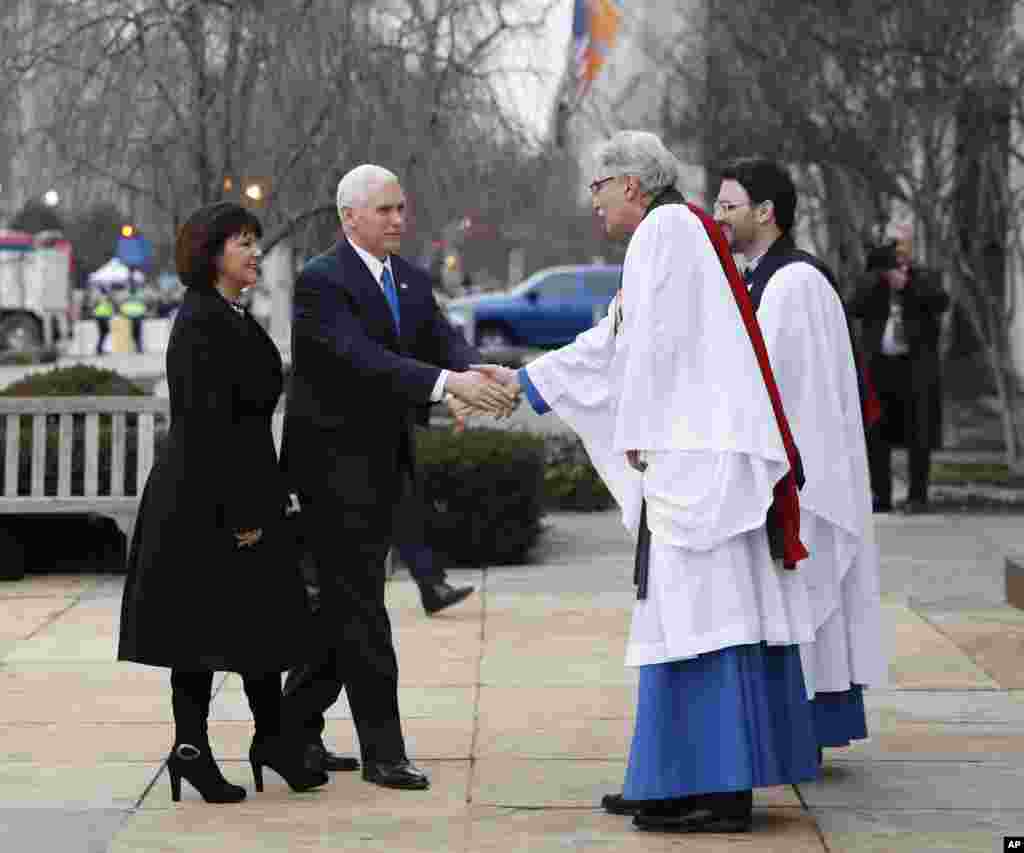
[43,190,60,207]
[121,224,136,238]
[244,182,264,203]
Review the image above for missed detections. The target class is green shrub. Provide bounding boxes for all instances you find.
[542,433,614,511]
[416,427,546,566]
[0,364,148,496]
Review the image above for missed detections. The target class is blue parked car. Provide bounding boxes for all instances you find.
[443,264,621,349]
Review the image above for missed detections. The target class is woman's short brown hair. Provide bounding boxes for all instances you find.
[175,202,263,289]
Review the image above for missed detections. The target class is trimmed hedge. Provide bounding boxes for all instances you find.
[0,364,147,496]
[542,433,614,511]
[416,426,546,566]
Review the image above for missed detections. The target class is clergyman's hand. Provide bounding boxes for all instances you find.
[469,363,520,391]
[626,450,647,472]
[446,370,519,418]
[469,364,522,420]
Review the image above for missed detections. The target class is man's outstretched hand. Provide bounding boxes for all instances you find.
[445,369,520,419]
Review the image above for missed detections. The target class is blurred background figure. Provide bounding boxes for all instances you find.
[91,284,114,355]
[849,239,950,513]
[118,273,148,354]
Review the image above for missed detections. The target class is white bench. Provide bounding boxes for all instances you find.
[0,396,171,545]
[0,396,286,543]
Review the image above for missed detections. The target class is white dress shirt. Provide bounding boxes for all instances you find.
[347,237,449,402]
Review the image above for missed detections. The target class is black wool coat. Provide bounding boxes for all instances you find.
[118,288,310,672]
[848,267,950,450]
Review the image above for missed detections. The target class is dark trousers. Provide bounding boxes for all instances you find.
[867,354,932,505]
[394,473,444,587]
[170,669,282,744]
[95,317,110,355]
[131,317,144,353]
[281,495,406,764]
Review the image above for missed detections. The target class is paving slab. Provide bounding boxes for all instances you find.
[798,759,1024,811]
[4,509,1024,850]
[0,808,131,853]
[913,608,1024,688]
[0,761,161,809]
[883,603,998,688]
[478,685,637,720]
[0,596,77,645]
[462,806,822,853]
[0,573,103,600]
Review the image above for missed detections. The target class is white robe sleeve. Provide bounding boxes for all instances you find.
[523,312,643,537]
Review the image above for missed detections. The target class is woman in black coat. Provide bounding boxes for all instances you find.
[118,202,327,803]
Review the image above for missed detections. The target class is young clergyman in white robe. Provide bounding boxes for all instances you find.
[469,131,819,834]
[714,159,886,762]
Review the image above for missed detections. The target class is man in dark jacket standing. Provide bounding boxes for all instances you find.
[279,164,517,790]
[849,237,949,513]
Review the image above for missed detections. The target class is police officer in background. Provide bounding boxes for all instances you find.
[119,276,148,354]
[92,285,114,356]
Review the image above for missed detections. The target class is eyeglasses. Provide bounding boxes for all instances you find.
[712,200,750,215]
[588,176,618,195]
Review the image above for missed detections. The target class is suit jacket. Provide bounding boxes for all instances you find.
[848,266,949,448]
[281,238,479,518]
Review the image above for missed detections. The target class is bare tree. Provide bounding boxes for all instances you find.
[641,0,1024,467]
[2,0,555,260]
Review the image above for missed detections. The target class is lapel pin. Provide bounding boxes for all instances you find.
[399,282,408,290]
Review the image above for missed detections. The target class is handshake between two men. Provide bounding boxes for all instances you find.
[444,364,521,423]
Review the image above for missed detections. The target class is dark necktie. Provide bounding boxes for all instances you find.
[743,266,754,288]
[381,266,400,333]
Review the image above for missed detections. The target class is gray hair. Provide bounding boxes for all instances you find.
[591,131,680,197]
[336,164,399,218]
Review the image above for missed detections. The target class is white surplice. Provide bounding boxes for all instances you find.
[754,261,886,692]
[525,204,815,671]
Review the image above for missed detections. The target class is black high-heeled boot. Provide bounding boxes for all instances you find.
[243,671,328,793]
[249,737,329,792]
[169,670,245,803]
[167,742,247,803]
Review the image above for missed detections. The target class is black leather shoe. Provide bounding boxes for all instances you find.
[362,759,430,790]
[633,790,752,833]
[304,741,359,773]
[901,499,928,515]
[601,792,658,815]
[419,582,475,616]
[872,498,893,513]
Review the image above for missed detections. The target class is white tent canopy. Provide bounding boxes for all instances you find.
[88,257,132,286]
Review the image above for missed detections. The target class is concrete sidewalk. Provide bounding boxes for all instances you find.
[1,510,1023,852]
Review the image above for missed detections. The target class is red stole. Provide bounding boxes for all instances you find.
[686,202,809,569]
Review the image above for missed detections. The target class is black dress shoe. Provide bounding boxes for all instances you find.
[633,790,752,833]
[901,499,928,515]
[419,582,475,615]
[362,759,430,790]
[601,792,659,815]
[304,741,359,772]
[872,498,893,513]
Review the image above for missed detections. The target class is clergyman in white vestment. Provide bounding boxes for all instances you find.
[466,131,820,834]
[714,158,886,763]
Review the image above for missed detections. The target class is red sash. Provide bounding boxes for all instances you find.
[687,203,809,569]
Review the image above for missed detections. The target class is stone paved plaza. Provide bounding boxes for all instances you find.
[1,509,1023,851]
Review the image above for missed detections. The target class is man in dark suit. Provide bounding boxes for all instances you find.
[280,164,518,790]
[849,237,949,513]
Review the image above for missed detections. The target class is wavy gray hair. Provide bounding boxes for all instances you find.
[336,164,399,218]
[591,131,680,197]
